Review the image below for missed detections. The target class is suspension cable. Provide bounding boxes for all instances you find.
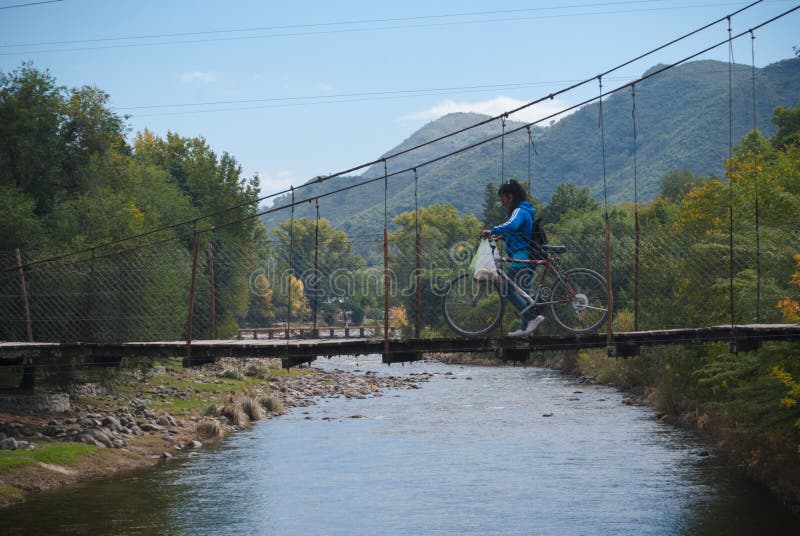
[414,168,421,338]
[526,125,533,195]
[287,186,295,341]
[631,84,640,332]
[727,16,736,330]
[598,75,614,352]
[751,30,762,323]
[314,198,320,335]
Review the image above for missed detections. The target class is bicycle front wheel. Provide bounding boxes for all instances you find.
[442,273,504,337]
[549,268,608,334]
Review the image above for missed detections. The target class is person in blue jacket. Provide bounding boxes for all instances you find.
[481,180,545,338]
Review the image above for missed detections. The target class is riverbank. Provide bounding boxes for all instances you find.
[531,346,800,517]
[431,346,800,517]
[0,357,429,508]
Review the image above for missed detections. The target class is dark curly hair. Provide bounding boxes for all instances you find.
[497,179,528,215]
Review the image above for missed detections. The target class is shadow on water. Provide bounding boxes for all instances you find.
[0,357,797,534]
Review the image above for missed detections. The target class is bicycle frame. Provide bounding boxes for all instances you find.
[488,240,577,313]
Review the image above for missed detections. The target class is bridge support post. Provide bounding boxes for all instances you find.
[499,348,529,363]
[15,248,33,342]
[19,364,35,393]
[382,351,422,365]
[730,338,761,354]
[611,342,640,357]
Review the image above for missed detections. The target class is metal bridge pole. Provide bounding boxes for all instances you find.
[414,169,421,339]
[287,187,295,341]
[383,161,390,357]
[208,243,216,340]
[15,248,33,342]
[15,248,35,392]
[185,224,200,365]
[605,218,614,350]
[82,248,96,342]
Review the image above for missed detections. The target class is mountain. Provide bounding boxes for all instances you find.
[262,57,800,239]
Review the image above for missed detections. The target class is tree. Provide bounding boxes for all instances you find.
[481,182,501,227]
[271,274,309,322]
[659,169,708,201]
[538,183,599,225]
[272,218,365,323]
[771,102,800,151]
[391,204,482,332]
[0,63,65,215]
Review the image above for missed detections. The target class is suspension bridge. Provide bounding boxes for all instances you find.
[1,2,799,392]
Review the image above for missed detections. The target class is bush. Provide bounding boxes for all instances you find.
[196,418,224,438]
[245,362,270,379]
[261,396,286,415]
[241,397,264,421]
[221,404,250,427]
[202,403,219,417]
[222,369,244,381]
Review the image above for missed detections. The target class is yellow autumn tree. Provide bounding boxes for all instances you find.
[777,253,800,322]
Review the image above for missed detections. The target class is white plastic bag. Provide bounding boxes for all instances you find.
[470,239,498,281]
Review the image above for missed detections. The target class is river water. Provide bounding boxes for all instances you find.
[1,356,797,534]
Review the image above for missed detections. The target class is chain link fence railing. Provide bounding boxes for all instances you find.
[2,212,798,344]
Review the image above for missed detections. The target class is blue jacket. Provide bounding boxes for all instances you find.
[491,201,535,259]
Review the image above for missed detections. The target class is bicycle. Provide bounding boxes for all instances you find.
[442,237,609,337]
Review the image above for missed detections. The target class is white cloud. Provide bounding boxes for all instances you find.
[402,96,575,125]
[257,169,301,198]
[179,71,218,84]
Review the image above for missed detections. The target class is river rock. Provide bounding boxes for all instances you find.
[0,393,71,413]
[156,416,170,427]
[43,424,64,436]
[102,416,123,432]
[0,437,18,450]
[86,428,113,448]
[140,423,165,432]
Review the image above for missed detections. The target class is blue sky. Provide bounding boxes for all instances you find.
[1,0,797,199]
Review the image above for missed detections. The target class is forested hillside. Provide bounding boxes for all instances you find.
[262,57,800,239]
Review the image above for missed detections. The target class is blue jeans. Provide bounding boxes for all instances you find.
[505,264,537,328]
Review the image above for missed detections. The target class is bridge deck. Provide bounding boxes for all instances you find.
[1,324,798,369]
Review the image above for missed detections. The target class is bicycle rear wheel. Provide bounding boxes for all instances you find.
[549,268,608,334]
[442,273,504,337]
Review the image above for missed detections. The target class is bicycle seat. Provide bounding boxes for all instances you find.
[543,245,567,254]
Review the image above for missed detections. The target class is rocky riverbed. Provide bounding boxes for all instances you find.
[0,358,430,507]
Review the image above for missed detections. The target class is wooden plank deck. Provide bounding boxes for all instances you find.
[1,324,798,369]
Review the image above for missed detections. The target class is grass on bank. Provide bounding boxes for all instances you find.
[0,443,96,472]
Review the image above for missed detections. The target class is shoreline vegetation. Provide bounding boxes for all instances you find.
[0,357,430,508]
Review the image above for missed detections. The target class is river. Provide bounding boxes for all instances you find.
[1,356,797,534]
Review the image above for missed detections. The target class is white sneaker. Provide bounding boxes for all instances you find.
[518,315,545,337]
[508,315,545,338]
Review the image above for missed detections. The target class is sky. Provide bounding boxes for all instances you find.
[1,0,797,201]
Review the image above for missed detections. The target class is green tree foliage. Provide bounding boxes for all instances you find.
[391,203,482,334]
[538,183,599,224]
[0,64,263,342]
[771,103,800,151]
[480,181,501,228]
[271,217,366,323]
[659,169,709,201]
